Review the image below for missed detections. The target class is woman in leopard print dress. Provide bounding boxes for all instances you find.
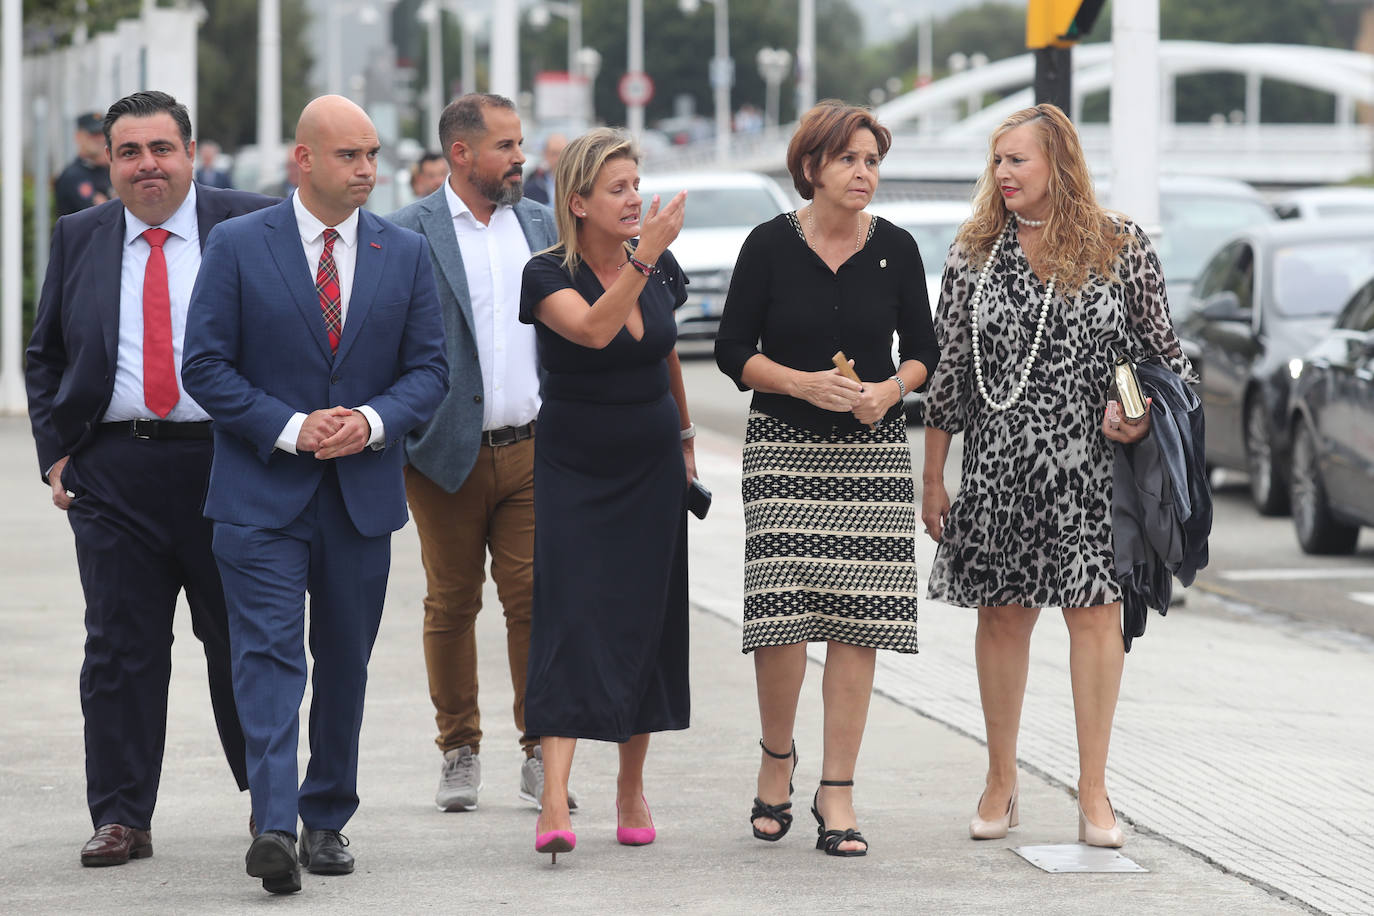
[921,104,1194,849]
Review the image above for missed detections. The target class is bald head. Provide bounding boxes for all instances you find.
[293,95,380,225]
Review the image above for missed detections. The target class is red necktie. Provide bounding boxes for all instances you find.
[316,228,342,352]
[141,228,179,417]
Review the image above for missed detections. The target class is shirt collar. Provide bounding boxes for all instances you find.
[124,183,198,246]
[292,191,360,248]
[444,179,510,226]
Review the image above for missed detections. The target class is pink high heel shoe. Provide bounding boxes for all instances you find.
[535,817,576,864]
[616,796,656,846]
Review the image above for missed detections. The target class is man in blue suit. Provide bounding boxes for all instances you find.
[182,95,448,895]
[389,94,574,814]
[26,90,274,868]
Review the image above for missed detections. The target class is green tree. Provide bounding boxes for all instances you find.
[519,0,868,130]
[197,0,315,149]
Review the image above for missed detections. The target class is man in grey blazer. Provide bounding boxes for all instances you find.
[390,93,577,813]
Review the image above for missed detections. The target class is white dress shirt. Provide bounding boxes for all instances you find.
[274,192,384,453]
[444,180,540,430]
[105,184,210,422]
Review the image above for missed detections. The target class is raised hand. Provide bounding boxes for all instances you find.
[634,190,688,264]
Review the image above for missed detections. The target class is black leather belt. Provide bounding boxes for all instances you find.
[481,421,535,447]
[101,419,213,440]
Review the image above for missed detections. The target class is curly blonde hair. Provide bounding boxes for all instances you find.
[958,104,1129,295]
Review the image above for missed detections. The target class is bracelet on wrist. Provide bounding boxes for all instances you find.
[890,375,907,399]
[680,422,696,441]
[627,254,655,277]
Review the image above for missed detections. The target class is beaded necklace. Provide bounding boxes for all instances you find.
[969,218,1061,412]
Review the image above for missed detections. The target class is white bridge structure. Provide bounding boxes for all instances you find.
[661,42,1374,185]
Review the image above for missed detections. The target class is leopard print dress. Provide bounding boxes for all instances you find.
[923,217,1194,610]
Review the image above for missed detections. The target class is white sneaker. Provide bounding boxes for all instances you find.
[518,746,579,811]
[436,746,482,811]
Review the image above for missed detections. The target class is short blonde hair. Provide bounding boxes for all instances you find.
[550,127,640,271]
[959,104,1129,294]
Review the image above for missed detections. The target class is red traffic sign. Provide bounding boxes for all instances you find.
[618,71,654,107]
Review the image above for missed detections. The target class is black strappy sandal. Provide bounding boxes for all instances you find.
[812,779,869,857]
[750,739,798,842]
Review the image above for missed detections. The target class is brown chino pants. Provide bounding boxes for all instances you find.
[404,436,536,756]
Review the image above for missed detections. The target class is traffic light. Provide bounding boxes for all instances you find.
[1026,0,1107,49]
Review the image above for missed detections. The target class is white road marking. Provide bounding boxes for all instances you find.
[1220,568,1374,582]
[1349,592,1374,607]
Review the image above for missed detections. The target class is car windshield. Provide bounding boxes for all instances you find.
[1156,195,1275,282]
[642,187,782,230]
[1270,240,1374,317]
[896,222,962,269]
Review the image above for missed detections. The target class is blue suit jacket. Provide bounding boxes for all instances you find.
[182,198,449,537]
[388,190,557,492]
[25,184,277,480]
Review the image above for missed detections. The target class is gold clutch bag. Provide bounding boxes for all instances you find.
[1112,356,1147,422]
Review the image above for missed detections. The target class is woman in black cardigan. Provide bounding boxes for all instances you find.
[714,101,938,858]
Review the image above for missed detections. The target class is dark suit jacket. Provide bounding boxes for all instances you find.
[387,191,557,492]
[25,184,277,481]
[181,198,449,538]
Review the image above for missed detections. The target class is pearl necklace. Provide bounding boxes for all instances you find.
[1017,215,1047,227]
[970,224,1055,412]
[806,206,864,253]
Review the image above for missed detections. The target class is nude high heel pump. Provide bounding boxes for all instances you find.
[969,783,1018,840]
[1077,798,1125,848]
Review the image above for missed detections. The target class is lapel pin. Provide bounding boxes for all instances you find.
[880,258,887,268]
[370,241,382,249]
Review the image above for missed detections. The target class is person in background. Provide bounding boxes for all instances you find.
[410,151,449,200]
[54,111,114,216]
[26,89,274,870]
[520,127,691,863]
[920,103,1194,849]
[714,100,937,858]
[390,93,576,815]
[522,132,565,205]
[196,140,234,188]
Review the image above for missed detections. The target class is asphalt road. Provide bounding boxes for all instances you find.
[678,358,1374,643]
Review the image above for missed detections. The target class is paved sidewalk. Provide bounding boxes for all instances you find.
[0,414,1329,913]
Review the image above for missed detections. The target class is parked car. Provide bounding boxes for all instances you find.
[1273,185,1374,221]
[1100,175,1277,321]
[1288,275,1374,553]
[1177,218,1374,515]
[638,170,793,344]
[868,199,972,421]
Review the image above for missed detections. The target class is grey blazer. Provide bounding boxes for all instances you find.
[389,189,558,492]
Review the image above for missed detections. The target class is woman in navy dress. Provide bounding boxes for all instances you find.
[520,128,693,862]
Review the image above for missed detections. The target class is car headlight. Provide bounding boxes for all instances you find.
[1288,357,1304,380]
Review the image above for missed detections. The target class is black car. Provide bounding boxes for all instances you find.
[1288,276,1374,553]
[1177,219,1374,515]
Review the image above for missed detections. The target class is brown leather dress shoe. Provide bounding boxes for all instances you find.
[80,824,152,867]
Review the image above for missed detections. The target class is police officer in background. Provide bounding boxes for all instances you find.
[55,112,114,217]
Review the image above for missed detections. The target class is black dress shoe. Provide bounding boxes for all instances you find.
[299,827,354,875]
[245,830,301,895]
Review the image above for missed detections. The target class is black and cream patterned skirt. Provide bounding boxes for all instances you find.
[740,411,919,654]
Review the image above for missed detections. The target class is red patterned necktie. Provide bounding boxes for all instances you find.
[141,227,179,417]
[316,227,342,352]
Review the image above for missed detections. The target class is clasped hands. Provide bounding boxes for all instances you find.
[797,363,897,427]
[298,406,372,459]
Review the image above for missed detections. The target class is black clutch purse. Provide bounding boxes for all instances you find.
[687,478,712,520]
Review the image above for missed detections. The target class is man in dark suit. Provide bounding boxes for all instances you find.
[195,140,234,189]
[26,90,275,868]
[522,131,565,205]
[182,94,448,895]
[54,111,114,216]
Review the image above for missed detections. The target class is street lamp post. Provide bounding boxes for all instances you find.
[797,0,815,113]
[680,0,732,163]
[258,0,282,193]
[627,0,645,136]
[756,47,790,141]
[531,2,586,120]
[327,0,384,98]
[419,2,443,135]
[577,46,602,123]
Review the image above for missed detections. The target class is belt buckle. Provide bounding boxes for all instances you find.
[130,418,156,439]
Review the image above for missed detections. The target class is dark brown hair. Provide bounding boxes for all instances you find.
[785,100,892,201]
